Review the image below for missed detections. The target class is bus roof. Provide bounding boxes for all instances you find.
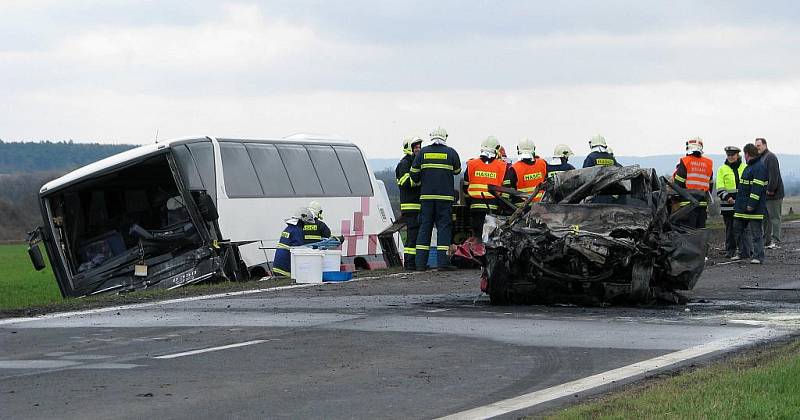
[40,135,357,195]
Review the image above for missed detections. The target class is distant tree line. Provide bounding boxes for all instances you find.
[0,140,135,173]
[0,141,135,240]
[0,171,63,241]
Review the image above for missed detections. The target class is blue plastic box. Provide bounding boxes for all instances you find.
[322,271,353,282]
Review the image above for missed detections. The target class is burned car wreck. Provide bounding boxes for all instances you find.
[482,165,709,305]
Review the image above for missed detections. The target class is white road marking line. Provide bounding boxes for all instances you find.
[437,327,781,420]
[154,340,268,359]
[0,271,410,326]
[0,360,82,369]
[0,284,315,326]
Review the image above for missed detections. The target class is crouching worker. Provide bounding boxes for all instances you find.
[304,201,332,244]
[272,207,316,277]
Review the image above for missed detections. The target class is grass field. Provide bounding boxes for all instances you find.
[0,243,62,310]
[547,339,800,419]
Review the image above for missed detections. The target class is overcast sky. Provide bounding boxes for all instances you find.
[2,1,799,158]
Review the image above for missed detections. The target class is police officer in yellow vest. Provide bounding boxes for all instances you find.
[717,146,746,257]
[395,136,423,269]
[673,137,714,228]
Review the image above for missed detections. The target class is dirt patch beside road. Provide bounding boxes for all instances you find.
[690,222,800,303]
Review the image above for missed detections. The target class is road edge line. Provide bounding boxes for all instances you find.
[437,327,783,420]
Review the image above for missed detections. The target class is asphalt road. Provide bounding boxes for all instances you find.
[2,224,799,419]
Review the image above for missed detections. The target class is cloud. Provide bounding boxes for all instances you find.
[4,79,798,157]
[2,1,799,157]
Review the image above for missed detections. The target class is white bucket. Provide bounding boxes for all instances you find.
[323,250,342,272]
[290,248,324,283]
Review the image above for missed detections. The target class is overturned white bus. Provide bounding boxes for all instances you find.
[27,135,399,297]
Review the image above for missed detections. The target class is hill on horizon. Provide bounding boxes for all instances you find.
[1,140,798,183]
[0,140,136,174]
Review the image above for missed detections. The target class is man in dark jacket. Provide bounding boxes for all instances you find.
[547,144,576,179]
[410,127,461,270]
[395,136,422,269]
[273,207,315,277]
[733,143,769,264]
[582,135,619,168]
[755,138,784,249]
[304,201,331,244]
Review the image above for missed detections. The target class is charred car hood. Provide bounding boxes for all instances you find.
[483,165,710,305]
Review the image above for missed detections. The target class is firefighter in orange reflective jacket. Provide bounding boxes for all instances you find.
[510,138,547,205]
[673,136,714,228]
[464,136,512,240]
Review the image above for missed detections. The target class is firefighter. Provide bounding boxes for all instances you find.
[582,135,619,168]
[673,137,714,228]
[546,144,575,179]
[303,201,332,245]
[272,207,315,277]
[410,127,462,271]
[717,146,747,258]
[464,136,511,239]
[733,143,769,264]
[510,138,547,205]
[395,135,423,269]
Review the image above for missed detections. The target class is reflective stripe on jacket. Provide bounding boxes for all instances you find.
[676,155,713,192]
[395,154,421,212]
[303,220,331,244]
[716,159,746,212]
[734,155,769,220]
[512,158,547,202]
[410,144,462,201]
[273,223,305,276]
[465,157,507,210]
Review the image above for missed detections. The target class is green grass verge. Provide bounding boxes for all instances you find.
[547,338,800,419]
[0,243,62,310]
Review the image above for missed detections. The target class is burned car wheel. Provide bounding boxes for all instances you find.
[486,249,511,305]
[630,259,653,301]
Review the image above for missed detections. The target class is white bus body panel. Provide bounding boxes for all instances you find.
[208,137,397,269]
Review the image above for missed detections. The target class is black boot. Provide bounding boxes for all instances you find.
[403,254,416,271]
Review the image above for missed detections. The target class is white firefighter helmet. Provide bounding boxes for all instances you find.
[517,137,536,159]
[294,207,315,224]
[429,127,448,142]
[553,143,574,158]
[480,136,501,157]
[308,200,323,220]
[589,134,607,148]
[686,136,704,154]
[402,136,423,155]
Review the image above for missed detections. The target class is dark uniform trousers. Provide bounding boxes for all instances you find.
[722,211,737,256]
[403,211,420,269]
[415,200,452,269]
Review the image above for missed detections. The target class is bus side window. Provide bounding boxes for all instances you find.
[245,143,294,197]
[335,146,373,196]
[219,143,264,198]
[276,144,324,196]
[306,145,351,196]
[187,142,217,203]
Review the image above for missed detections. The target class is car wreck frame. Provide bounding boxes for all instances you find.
[482,165,710,305]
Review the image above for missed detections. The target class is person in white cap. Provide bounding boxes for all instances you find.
[582,135,619,168]
[546,144,576,179]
